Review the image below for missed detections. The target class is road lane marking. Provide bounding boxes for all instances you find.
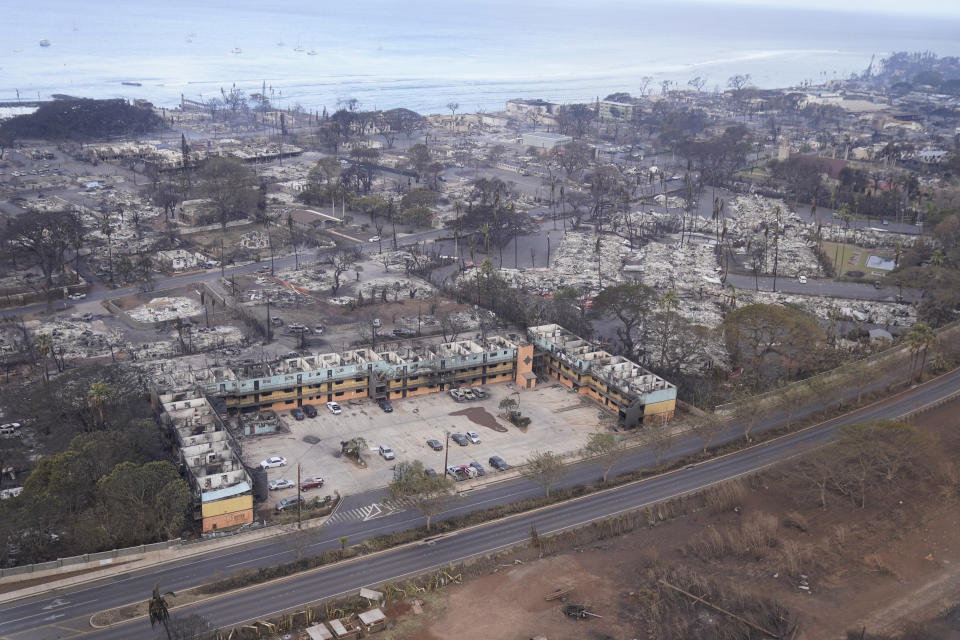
[0,599,98,628]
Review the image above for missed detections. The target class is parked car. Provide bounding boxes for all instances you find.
[379,445,395,460]
[368,235,381,243]
[469,461,486,476]
[291,408,305,420]
[259,456,287,469]
[392,327,417,337]
[299,477,324,491]
[466,431,481,444]
[798,275,807,284]
[451,433,469,446]
[489,456,509,470]
[326,401,342,414]
[449,388,465,402]
[275,496,303,512]
[473,388,488,399]
[67,292,87,300]
[378,398,393,413]
[372,318,382,328]
[268,478,295,490]
[424,468,438,478]
[426,439,443,451]
[303,404,318,418]
[446,466,469,481]
[460,389,476,401]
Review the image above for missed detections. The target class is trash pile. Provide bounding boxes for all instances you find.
[128,296,203,323]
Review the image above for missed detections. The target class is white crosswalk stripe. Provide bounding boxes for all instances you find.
[326,498,412,524]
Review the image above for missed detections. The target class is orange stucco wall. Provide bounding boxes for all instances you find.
[202,508,254,533]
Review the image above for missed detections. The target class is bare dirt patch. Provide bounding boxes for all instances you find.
[381,399,960,639]
[448,406,508,432]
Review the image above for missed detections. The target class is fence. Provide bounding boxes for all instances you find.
[0,539,181,579]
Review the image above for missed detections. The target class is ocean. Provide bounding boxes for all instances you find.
[2,0,959,115]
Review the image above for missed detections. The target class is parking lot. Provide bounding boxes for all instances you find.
[244,381,607,506]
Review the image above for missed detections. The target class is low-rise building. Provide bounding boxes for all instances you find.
[528,324,676,427]
[159,391,253,533]
[157,249,199,272]
[506,98,557,118]
[522,132,572,151]
[286,208,342,231]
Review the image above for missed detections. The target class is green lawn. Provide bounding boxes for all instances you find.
[822,241,869,277]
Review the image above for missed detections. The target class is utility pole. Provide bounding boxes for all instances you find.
[443,431,450,474]
[297,463,302,529]
[220,238,225,278]
[265,297,272,342]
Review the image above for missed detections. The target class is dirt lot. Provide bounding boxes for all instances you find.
[374,400,960,640]
[247,381,604,506]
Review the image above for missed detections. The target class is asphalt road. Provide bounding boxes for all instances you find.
[3,366,958,639]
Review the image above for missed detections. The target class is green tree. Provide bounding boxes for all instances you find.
[388,460,456,531]
[591,282,656,360]
[583,432,628,483]
[86,381,112,427]
[96,461,190,547]
[520,451,565,498]
[197,157,257,227]
[906,324,937,382]
[723,303,826,381]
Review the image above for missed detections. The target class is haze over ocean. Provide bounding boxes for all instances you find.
[2,0,959,114]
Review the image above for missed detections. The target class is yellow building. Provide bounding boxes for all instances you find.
[528,324,676,427]
[202,336,524,414]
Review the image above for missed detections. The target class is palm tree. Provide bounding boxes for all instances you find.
[34,333,52,381]
[148,583,175,640]
[87,381,112,427]
[100,217,115,284]
[906,324,937,383]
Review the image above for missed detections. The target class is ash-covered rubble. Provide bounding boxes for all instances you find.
[133,325,247,359]
[460,231,629,297]
[128,296,203,323]
[30,318,129,360]
[357,277,433,300]
[728,195,819,277]
[735,289,917,330]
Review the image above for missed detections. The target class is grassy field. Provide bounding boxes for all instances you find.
[822,241,871,277]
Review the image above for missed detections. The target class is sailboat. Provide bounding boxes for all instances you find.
[293,40,304,52]
[231,47,242,54]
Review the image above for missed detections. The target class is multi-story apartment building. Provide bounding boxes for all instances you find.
[158,391,253,533]
[528,324,676,427]
[199,336,535,415]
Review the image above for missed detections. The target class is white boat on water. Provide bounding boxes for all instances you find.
[231,47,242,54]
[293,41,304,52]
[307,50,317,56]
[39,39,51,47]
